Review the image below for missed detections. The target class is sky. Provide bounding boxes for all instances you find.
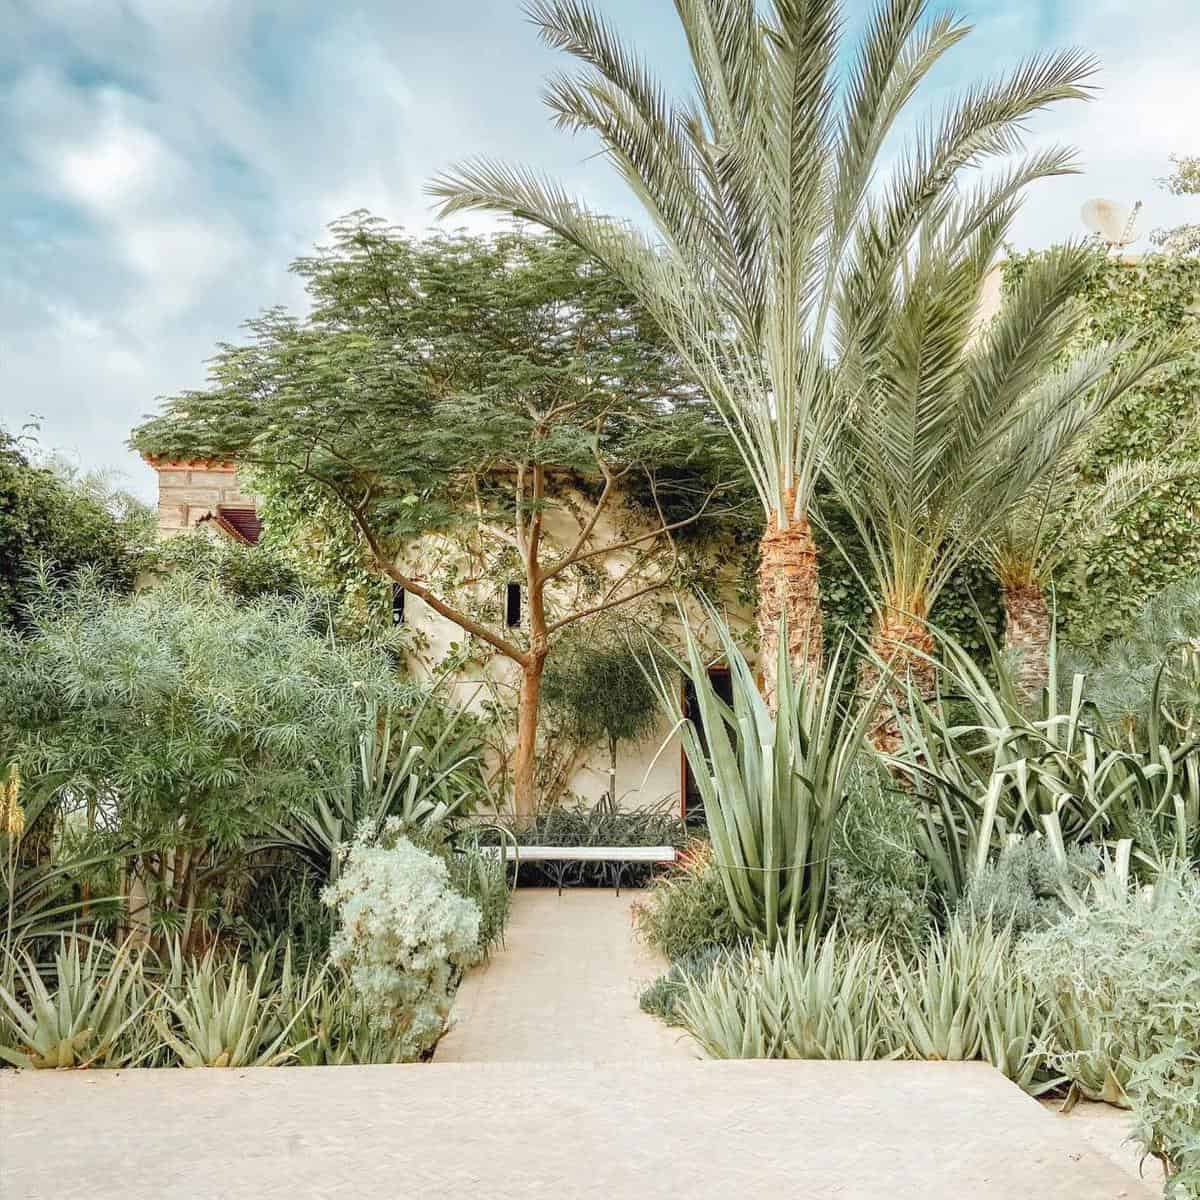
[1,0,1197,503]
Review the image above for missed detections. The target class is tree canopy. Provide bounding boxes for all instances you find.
[134,216,737,565]
[134,217,745,813]
[0,427,154,628]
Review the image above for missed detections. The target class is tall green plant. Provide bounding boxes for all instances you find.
[649,610,875,945]
[263,694,486,883]
[891,629,1200,900]
[0,937,150,1069]
[153,944,314,1068]
[432,0,1097,700]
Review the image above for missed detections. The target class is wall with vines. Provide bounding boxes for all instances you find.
[1003,251,1200,649]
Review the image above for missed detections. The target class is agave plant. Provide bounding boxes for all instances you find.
[0,936,151,1069]
[432,0,1102,701]
[263,694,485,883]
[648,608,877,945]
[154,943,313,1068]
[891,628,1200,898]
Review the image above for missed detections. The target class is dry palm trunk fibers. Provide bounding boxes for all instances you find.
[757,505,823,708]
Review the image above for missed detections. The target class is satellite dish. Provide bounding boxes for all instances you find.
[1081,198,1141,250]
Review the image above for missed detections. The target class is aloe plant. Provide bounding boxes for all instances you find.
[679,931,898,1061]
[890,917,1055,1093]
[277,951,409,1066]
[649,611,877,945]
[154,944,314,1068]
[0,937,151,1069]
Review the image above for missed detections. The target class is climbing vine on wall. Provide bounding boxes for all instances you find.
[1003,249,1200,648]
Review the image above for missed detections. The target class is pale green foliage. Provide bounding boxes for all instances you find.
[323,822,481,1057]
[680,931,898,1061]
[892,630,1200,899]
[676,918,1051,1092]
[649,610,875,945]
[1019,867,1200,1108]
[264,695,488,883]
[632,841,742,963]
[1129,1045,1200,1196]
[0,937,149,1069]
[962,838,1097,935]
[889,918,1052,1093]
[0,571,407,856]
[277,952,412,1066]
[154,944,313,1068]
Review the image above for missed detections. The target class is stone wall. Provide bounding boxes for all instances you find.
[148,461,257,538]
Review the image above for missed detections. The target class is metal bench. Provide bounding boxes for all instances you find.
[478,844,678,895]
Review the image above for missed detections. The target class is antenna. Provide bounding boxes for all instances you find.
[1081,198,1142,251]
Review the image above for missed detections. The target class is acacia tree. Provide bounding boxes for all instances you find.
[134,219,736,815]
[431,0,1099,703]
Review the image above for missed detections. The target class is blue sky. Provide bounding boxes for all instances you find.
[1,0,1197,501]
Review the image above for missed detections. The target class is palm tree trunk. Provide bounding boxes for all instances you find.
[862,607,937,755]
[757,503,823,708]
[1003,580,1050,703]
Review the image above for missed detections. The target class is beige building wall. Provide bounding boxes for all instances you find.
[145,460,749,815]
[148,460,259,537]
[398,491,754,816]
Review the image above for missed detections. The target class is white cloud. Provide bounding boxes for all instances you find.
[0,0,1196,503]
[55,115,174,216]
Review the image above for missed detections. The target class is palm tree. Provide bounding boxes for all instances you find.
[826,240,1179,749]
[430,0,1098,703]
[985,455,1181,700]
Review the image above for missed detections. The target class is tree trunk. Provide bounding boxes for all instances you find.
[512,656,545,818]
[1003,580,1051,704]
[757,502,823,708]
[607,735,618,805]
[862,607,937,756]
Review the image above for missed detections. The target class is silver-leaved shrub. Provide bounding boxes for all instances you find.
[1020,867,1200,1187]
[322,819,481,1060]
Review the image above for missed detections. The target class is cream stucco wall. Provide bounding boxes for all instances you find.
[145,459,751,814]
[397,487,754,815]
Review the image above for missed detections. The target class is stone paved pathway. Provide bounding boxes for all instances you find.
[436,888,694,1062]
[0,1061,1156,1199]
[0,887,1159,1199]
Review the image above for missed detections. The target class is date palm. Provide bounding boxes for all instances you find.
[827,239,1179,748]
[986,455,1180,700]
[430,0,1097,702]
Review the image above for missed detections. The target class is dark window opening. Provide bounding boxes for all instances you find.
[681,667,733,824]
[505,582,522,628]
[391,583,406,626]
